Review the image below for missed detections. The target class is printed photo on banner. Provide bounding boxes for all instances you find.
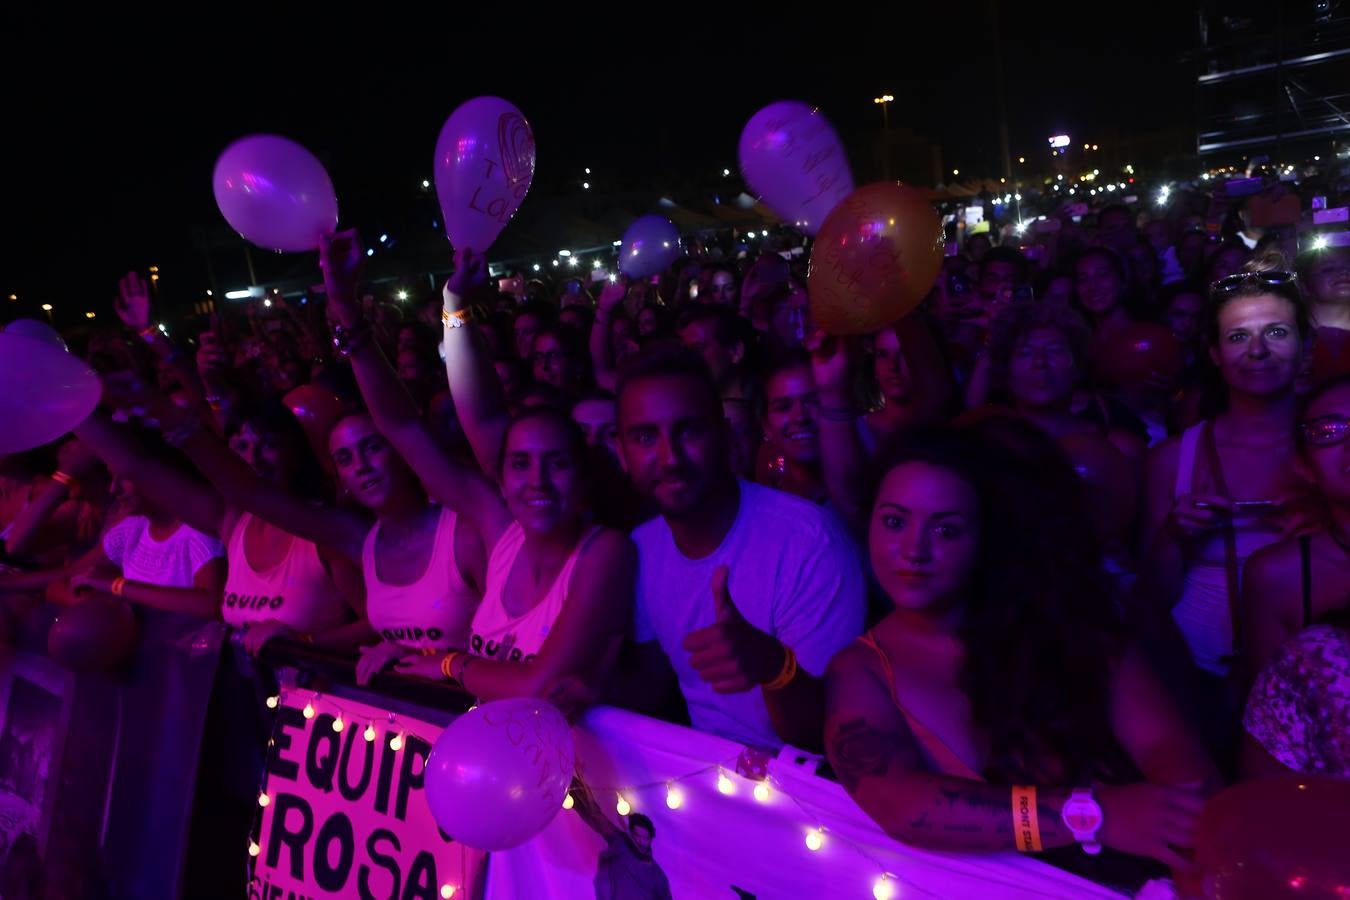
[0,654,70,890]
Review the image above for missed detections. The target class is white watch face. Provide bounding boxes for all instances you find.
[1062,796,1103,833]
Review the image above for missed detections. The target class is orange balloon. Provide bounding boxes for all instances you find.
[1092,323,1183,389]
[1058,432,1138,543]
[283,384,347,473]
[807,181,944,336]
[1194,776,1350,899]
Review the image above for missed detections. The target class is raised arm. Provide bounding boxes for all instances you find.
[319,231,512,547]
[808,333,872,534]
[442,247,512,479]
[73,410,226,540]
[590,280,627,392]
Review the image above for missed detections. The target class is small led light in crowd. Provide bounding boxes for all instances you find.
[608,274,617,283]
[1014,222,1027,235]
[805,828,824,852]
[1313,235,1329,250]
[85,311,96,319]
[1093,168,1100,175]
[379,234,389,243]
[717,771,735,795]
[1015,193,1022,200]
[249,841,262,857]
[616,795,631,816]
[258,792,271,808]
[952,168,959,176]
[746,231,757,239]
[722,168,730,176]
[568,257,578,267]
[583,182,590,189]
[440,886,456,899]
[592,259,601,268]
[1315,155,1320,161]
[366,248,374,257]
[1092,144,1099,150]
[873,874,896,900]
[1018,156,1025,163]
[7,294,16,301]
[390,733,404,752]
[533,264,540,271]
[612,240,621,247]
[552,260,559,266]
[422,179,431,188]
[753,782,771,803]
[264,298,273,307]
[302,701,316,719]
[363,722,377,742]
[332,716,345,733]
[562,793,574,810]
[666,784,684,810]
[585,168,591,175]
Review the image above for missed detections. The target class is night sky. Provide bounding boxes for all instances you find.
[1,4,1198,320]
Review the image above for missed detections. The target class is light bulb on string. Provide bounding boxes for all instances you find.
[258,792,271,808]
[616,795,631,817]
[805,828,824,852]
[390,733,404,752]
[364,723,377,742]
[265,695,279,709]
[665,784,684,810]
[302,701,316,720]
[873,874,896,900]
[440,886,456,899]
[249,841,262,858]
[332,716,345,733]
[753,782,771,803]
[562,793,575,810]
[717,771,735,795]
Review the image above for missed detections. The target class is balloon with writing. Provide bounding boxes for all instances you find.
[0,330,101,454]
[739,101,854,235]
[807,181,944,335]
[424,697,574,851]
[212,135,339,253]
[1194,776,1350,899]
[434,96,536,254]
[618,215,682,279]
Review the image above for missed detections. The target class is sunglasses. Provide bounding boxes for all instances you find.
[1300,414,1350,448]
[1211,270,1299,295]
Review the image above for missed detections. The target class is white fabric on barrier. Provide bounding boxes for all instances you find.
[486,706,1127,899]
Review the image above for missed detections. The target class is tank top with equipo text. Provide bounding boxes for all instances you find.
[469,522,601,663]
[363,506,480,650]
[222,513,350,633]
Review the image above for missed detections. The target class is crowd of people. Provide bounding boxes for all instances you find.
[3,176,1350,894]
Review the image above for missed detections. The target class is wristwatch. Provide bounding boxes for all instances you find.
[1060,787,1103,855]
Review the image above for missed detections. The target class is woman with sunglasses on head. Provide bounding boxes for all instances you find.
[1240,374,1350,674]
[1140,255,1313,763]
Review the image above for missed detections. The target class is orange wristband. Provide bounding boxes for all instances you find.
[1012,786,1043,852]
[50,471,77,489]
[110,577,127,597]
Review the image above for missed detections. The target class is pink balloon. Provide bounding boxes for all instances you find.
[424,698,574,851]
[618,215,683,279]
[739,101,855,235]
[0,333,100,454]
[213,135,338,253]
[433,97,536,254]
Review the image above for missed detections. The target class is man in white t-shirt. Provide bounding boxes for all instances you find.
[615,349,864,750]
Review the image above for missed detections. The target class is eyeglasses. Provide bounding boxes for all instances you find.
[1211,270,1299,295]
[1300,414,1350,448]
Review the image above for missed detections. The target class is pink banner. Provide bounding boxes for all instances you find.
[252,693,485,900]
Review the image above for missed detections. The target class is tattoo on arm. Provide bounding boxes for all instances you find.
[830,717,906,793]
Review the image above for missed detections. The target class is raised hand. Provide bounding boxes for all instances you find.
[115,272,152,332]
[318,229,365,327]
[444,247,488,310]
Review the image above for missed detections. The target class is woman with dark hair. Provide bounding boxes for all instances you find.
[1240,374,1350,672]
[982,302,1147,459]
[824,427,1217,885]
[693,263,739,307]
[1140,255,1312,757]
[71,397,369,651]
[1073,247,1137,339]
[529,323,589,396]
[325,232,633,703]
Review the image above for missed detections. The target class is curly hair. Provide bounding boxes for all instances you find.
[983,302,1092,405]
[870,425,1132,783]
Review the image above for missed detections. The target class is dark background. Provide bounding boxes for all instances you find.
[0,3,1200,321]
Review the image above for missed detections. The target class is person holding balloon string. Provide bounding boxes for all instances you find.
[319,230,635,705]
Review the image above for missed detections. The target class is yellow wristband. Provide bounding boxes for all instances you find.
[50,471,76,489]
[440,651,461,682]
[110,577,127,597]
[762,645,797,691]
[441,307,473,329]
[1012,786,1043,852]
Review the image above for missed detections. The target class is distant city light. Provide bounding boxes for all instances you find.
[1048,134,1072,149]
